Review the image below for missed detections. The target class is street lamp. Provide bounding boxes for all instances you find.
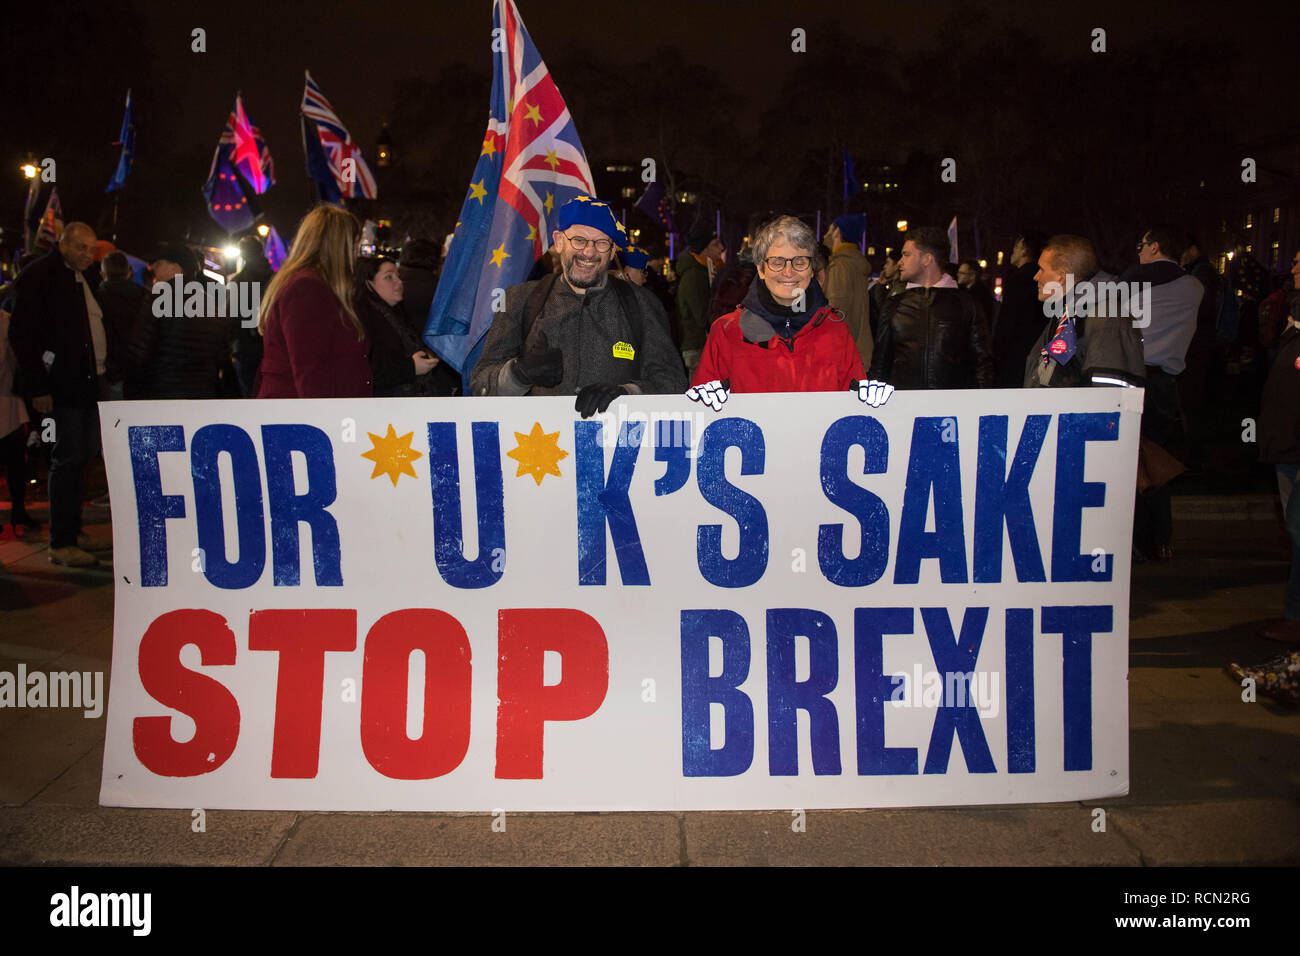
[256,224,270,238]
[20,163,37,179]
[895,219,908,232]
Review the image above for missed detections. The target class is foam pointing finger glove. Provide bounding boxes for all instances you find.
[575,382,627,419]
[850,379,894,408]
[685,378,730,412]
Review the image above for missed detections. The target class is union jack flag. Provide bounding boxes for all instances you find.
[230,95,275,194]
[301,71,377,200]
[423,0,596,384]
[35,188,63,249]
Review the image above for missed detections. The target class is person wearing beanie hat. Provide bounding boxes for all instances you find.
[471,195,686,416]
[615,245,649,286]
[675,225,724,377]
[822,214,873,369]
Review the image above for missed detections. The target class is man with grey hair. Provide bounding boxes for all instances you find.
[8,222,113,566]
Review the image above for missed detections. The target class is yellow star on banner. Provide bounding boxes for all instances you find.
[573,194,592,203]
[507,96,515,114]
[544,148,560,171]
[481,136,497,158]
[525,224,538,242]
[361,424,423,487]
[506,422,568,486]
[543,191,554,214]
[469,179,488,204]
[490,242,511,267]
[524,103,543,126]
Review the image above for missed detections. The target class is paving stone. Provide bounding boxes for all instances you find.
[0,807,297,865]
[273,812,682,866]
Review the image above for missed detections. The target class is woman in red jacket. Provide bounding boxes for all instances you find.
[255,205,373,398]
[692,215,864,393]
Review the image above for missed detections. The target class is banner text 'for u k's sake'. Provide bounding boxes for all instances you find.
[98,389,1140,811]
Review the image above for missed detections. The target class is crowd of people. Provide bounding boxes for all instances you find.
[2,199,1298,702]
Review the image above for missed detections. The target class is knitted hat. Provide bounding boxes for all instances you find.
[832,214,864,245]
[687,226,717,253]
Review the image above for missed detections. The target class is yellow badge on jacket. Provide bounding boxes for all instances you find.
[612,341,635,361]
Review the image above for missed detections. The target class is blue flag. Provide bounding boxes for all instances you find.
[300,113,343,205]
[635,179,674,232]
[106,90,135,193]
[842,149,856,203]
[422,0,596,390]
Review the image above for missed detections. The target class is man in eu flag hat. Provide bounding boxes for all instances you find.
[471,195,686,417]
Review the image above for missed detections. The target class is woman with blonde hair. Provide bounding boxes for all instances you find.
[255,205,373,398]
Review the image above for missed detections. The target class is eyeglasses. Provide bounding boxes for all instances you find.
[1136,239,1152,252]
[764,255,812,273]
[562,233,613,254]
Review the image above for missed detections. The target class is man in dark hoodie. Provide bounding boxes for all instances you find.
[126,243,233,400]
[991,231,1046,387]
[675,225,723,379]
[95,250,145,400]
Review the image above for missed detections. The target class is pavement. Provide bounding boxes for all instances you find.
[1,494,1297,867]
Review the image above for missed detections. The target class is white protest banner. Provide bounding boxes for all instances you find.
[98,389,1140,811]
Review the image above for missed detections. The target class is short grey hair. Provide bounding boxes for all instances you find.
[751,215,819,269]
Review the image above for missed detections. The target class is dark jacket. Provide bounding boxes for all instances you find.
[256,270,373,399]
[95,278,146,386]
[358,291,443,397]
[126,279,233,400]
[1021,273,1147,388]
[230,261,271,368]
[398,264,438,333]
[471,272,687,397]
[1259,324,1300,463]
[674,250,711,352]
[991,261,1045,387]
[708,257,757,323]
[869,281,995,389]
[7,249,101,406]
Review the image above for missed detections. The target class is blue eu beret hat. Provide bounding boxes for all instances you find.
[622,245,649,270]
[556,195,624,245]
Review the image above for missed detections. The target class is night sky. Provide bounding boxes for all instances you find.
[3,0,1296,263]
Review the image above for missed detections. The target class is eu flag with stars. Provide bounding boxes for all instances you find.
[423,0,596,389]
[106,89,135,193]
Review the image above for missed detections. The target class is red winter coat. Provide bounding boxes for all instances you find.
[692,305,865,392]
[256,269,373,399]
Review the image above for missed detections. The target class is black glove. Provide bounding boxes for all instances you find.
[516,333,565,387]
[575,382,627,419]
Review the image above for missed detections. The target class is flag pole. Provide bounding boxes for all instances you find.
[111,193,120,244]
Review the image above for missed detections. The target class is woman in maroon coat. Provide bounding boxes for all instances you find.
[255,205,373,398]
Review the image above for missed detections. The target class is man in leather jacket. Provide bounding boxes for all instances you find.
[868,226,995,389]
